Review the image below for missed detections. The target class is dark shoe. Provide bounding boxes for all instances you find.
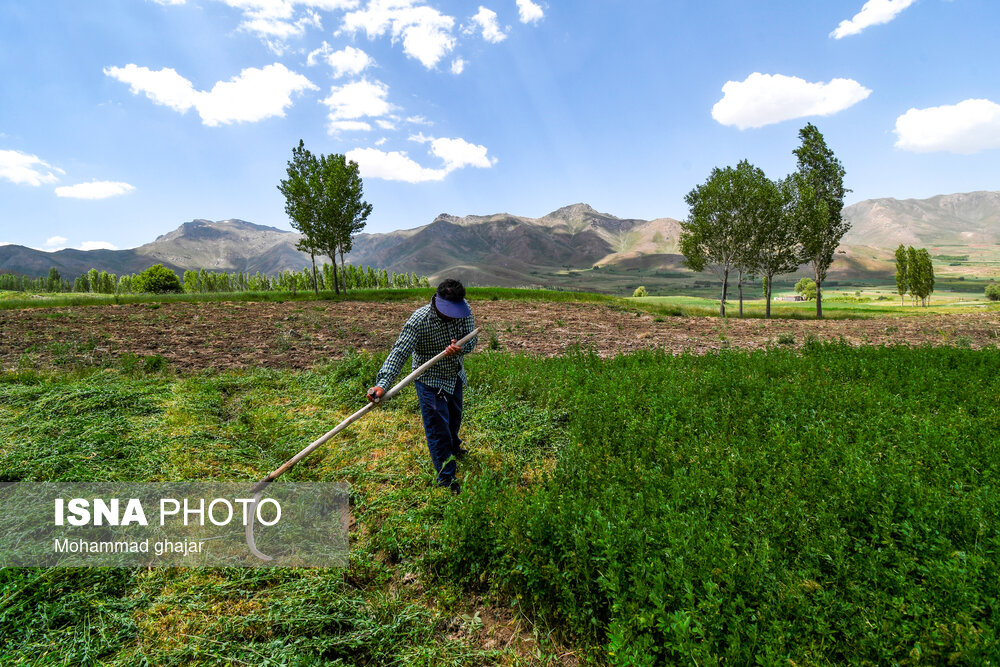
[453,447,469,460]
[448,480,461,495]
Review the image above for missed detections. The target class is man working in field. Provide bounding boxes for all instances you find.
[367,279,477,493]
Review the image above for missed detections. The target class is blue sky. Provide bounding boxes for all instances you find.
[1,0,999,252]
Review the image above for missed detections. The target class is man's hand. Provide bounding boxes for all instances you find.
[366,386,385,403]
[444,339,462,356]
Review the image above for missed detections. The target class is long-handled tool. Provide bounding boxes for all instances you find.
[245,327,480,561]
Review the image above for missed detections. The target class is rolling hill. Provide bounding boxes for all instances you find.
[2,191,998,292]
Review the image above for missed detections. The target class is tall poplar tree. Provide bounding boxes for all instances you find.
[278,140,325,295]
[894,244,909,306]
[793,123,850,319]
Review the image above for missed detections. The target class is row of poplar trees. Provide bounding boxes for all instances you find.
[680,123,849,319]
[278,140,372,296]
[894,245,935,306]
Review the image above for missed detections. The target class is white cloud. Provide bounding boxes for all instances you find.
[894,98,1000,154]
[45,236,68,247]
[376,119,396,129]
[307,43,374,77]
[450,58,465,75]
[375,137,387,146]
[515,0,543,24]
[322,78,393,122]
[831,0,916,39]
[341,0,456,69]
[216,0,359,52]
[105,63,317,126]
[80,241,118,251]
[428,136,495,170]
[329,120,373,132]
[346,147,448,182]
[467,6,506,43]
[151,0,187,5]
[711,72,871,129]
[405,114,431,125]
[350,133,494,182]
[55,181,136,199]
[0,149,64,186]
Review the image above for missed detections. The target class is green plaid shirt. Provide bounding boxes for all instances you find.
[375,299,477,393]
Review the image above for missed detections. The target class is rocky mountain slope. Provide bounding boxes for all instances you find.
[2,191,997,289]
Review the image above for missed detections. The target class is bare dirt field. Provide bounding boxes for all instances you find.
[2,298,999,371]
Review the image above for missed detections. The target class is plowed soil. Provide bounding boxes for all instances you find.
[2,299,998,371]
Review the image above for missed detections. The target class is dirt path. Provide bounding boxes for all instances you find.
[2,298,998,371]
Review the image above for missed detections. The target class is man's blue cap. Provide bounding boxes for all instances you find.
[434,294,471,319]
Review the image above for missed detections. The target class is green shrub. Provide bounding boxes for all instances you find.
[133,264,182,294]
[986,282,1000,301]
[633,286,648,298]
[794,277,817,300]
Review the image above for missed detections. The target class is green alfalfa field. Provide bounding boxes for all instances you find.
[1,293,998,665]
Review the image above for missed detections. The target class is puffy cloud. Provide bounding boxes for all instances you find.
[467,6,506,43]
[105,63,317,126]
[376,119,396,129]
[307,43,374,77]
[151,0,187,5]
[103,65,198,112]
[346,148,448,182]
[322,78,393,124]
[80,241,118,251]
[341,0,456,69]
[0,149,63,186]
[711,72,871,129]
[55,181,136,199]
[894,98,1000,154]
[515,0,543,24]
[428,136,495,170]
[45,236,68,248]
[450,57,465,75]
[350,133,494,182]
[831,0,916,39]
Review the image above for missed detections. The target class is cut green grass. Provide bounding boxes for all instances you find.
[2,345,998,663]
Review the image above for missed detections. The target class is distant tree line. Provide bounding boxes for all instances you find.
[680,123,849,319]
[0,267,71,293]
[2,263,428,295]
[894,245,935,306]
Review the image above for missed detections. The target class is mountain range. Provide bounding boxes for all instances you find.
[2,191,998,291]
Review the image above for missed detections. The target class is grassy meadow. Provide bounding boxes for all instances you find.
[2,338,998,664]
[634,284,1000,319]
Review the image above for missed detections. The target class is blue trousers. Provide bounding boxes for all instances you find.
[414,380,463,486]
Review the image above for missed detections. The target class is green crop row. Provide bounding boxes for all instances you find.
[436,345,1000,664]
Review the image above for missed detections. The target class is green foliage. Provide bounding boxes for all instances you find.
[278,140,372,295]
[132,264,182,294]
[986,282,1000,301]
[894,244,909,303]
[633,285,648,297]
[0,269,71,293]
[438,346,1000,663]
[793,124,850,319]
[794,276,817,300]
[681,160,776,316]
